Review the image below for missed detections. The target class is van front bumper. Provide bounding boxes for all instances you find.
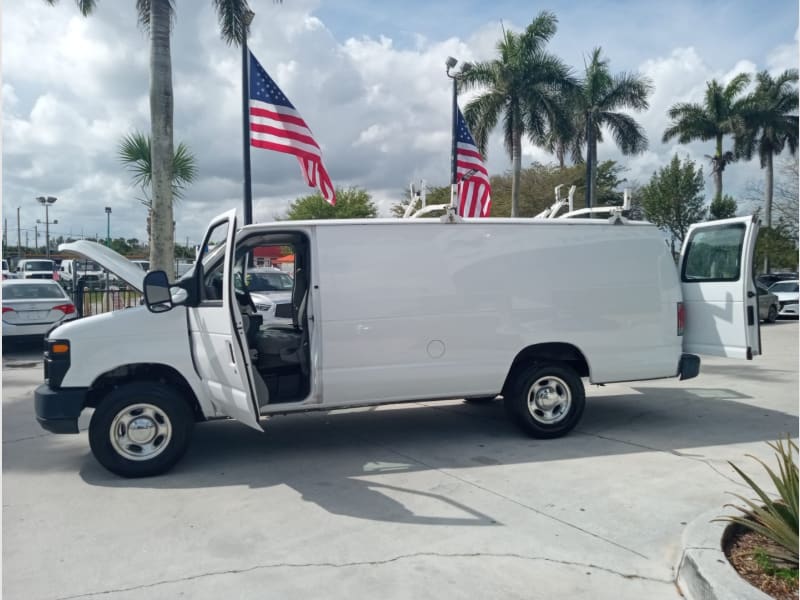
[34,384,87,434]
[678,353,701,381]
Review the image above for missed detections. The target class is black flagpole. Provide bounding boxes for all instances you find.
[241,12,254,225]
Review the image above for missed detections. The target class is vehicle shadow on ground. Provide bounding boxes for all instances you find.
[7,384,798,525]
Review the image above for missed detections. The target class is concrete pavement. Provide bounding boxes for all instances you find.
[2,321,797,599]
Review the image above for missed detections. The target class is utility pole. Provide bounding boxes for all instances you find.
[25,231,29,252]
[35,224,39,252]
[16,207,22,259]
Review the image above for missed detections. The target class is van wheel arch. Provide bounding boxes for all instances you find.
[86,363,204,422]
[502,343,590,397]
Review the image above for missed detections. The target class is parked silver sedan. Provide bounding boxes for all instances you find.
[2,280,77,339]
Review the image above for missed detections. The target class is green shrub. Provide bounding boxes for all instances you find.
[717,436,798,568]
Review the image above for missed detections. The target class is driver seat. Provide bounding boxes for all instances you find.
[255,268,309,374]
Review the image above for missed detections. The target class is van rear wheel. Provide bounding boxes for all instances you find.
[88,382,194,478]
[505,363,585,438]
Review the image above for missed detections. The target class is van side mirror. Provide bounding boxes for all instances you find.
[143,270,173,313]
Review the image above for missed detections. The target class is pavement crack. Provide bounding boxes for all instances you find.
[52,551,672,599]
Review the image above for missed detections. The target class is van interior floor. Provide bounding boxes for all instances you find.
[258,365,309,404]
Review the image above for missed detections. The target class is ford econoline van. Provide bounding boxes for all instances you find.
[35,211,760,477]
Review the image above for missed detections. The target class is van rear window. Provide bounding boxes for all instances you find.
[681,223,745,282]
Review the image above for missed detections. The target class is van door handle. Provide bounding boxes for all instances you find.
[228,342,236,364]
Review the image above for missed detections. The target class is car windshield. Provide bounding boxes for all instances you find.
[246,271,293,292]
[3,282,65,299]
[75,261,101,271]
[770,281,799,293]
[24,261,54,271]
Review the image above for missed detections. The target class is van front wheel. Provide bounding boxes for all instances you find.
[88,382,194,478]
[505,363,585,438]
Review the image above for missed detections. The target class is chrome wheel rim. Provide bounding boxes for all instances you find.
[527,376,572,424]
[109,403,172,461]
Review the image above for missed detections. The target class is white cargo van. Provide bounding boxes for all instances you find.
[35,211,761,477]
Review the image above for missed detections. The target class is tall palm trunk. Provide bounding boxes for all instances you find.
[763,151,774,273]
[764,152,774,228]
[511,125,522,217]
[149,0,175,279]
[589,130,598,207]
[712,135,723,202]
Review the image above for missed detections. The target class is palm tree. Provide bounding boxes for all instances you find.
[118,131,198,242]
[572,48,652,207]
[45,0,257,277]
[738,70,798,232]
[458,11,577,217]
[662,74,751,203]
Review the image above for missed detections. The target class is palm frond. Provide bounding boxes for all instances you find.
[602,112,648,155]
[213,0,252,46]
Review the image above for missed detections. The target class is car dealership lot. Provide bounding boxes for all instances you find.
[3,322,797,600]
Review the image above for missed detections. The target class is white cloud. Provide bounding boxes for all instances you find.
[2,0,797,246]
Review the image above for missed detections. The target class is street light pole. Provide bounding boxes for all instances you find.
[445,57,471,212]
[36,196,57,259]
[105,207,112,247]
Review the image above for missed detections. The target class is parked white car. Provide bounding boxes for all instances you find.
[243,268,293,324]
[769,280,799,317]
[59,258,106,290]
[2,279,77,338]
[2,259,16,280]
[16,259,56,280]
[35,212,761,477]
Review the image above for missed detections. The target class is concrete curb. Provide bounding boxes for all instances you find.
[676,508,771,600]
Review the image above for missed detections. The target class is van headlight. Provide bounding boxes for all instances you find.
[255,303,272,312]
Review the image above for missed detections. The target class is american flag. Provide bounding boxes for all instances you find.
[455,107,492,217]
[249,51,336,205]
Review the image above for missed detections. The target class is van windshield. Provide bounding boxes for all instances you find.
[246,271,293,292]
[24,261,54,271]
[76,261,101,271]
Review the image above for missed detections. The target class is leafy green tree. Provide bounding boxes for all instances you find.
[571,48,652,207]
[458,11,577,217]
[640,155,707,255]
[663,74,751,203]
[118,131,198,244]
[708,194,737,220]
[738,69,798,271]
[47,0,261,278]
[755,225,798,272]
[284,187,377,220]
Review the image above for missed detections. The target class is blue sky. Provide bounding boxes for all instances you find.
[2,0,798,244]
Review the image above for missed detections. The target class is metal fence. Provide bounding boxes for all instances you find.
[73,285,143,317]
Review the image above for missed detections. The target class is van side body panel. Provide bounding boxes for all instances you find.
[313,221,682,406]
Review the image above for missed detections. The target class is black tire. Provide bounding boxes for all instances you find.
[767,304,779,323]
[464,395,499,404]
[89,382,194,478]
[504,363,585,439]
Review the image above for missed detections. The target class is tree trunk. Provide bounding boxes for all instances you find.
[713,135,723,202]
[590,126,598,209]
[511,124,522,218]
[149,0,175,280]
[764,152,774,273]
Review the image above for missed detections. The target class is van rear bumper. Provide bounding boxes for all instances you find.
[34,384,86,434]
[678,354,701,381]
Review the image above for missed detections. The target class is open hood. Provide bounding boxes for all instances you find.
[59,241,145,292]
